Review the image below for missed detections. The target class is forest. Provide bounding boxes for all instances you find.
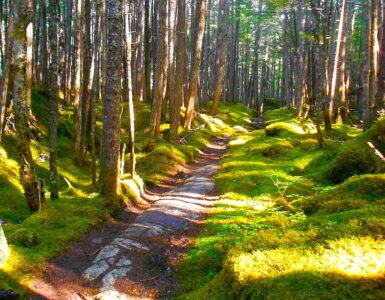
[0,0,385,299]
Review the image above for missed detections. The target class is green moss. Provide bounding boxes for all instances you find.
[265,122,306,137]
[331,142,385,183]
[176,107,385,300]
[8,229,39,248]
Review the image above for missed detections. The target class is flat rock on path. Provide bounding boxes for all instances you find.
[30,136,229,300]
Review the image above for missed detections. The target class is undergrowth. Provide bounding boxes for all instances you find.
[176,107,385,299]
[0,90,251,297]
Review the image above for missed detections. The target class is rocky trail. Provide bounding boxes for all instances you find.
[30,136,229,300]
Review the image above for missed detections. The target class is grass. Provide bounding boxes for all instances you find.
[0,91,252,297]
[176,107,385,299]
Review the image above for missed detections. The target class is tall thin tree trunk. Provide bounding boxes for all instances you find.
[39,0,48,87]
[0,0,13,142]
[90,1,101,189]
[74,0,84,162]
[330,0,347,122]
[211,0,229,115]
[134,0,144,103]
[48,0,59,199]
[184,0,207,129]
[360,0,372,128]
[124,0,136,177]
[170,0,186,142]
[64,0,73,105]
[149,0,168,136]
[144,0,151,102]
[78,0,91,165]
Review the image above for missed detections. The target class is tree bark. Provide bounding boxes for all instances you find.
[73,0,84,162]
[144,0,151,102]
[149,0,168,136]
[100,0,123,200]
[48,0,59,199]
[170,0,187,142]
[0,0,14,142]
[184,0,207,130]
[124,0,136,177]
[13,0,40,212]
[210,0,229,115]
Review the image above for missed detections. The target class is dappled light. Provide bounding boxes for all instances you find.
[1,0,385,298]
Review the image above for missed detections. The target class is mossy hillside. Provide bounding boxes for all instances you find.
[0,95,252,296]
[176,108,385,299]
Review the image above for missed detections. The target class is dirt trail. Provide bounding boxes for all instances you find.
[30,136,229,300]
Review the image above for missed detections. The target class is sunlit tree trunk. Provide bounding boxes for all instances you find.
[211,0,229,115]
[149,0,168,136]
[330,0,347,122]
[184,0,207,129]
[73,0,84,163]
[100,0,123,200]
[124,0,136,176]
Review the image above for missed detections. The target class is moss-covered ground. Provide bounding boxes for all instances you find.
[0,90,251,297]
[176,108,385,299]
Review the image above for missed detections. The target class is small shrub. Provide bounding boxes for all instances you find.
[8,228,39,247]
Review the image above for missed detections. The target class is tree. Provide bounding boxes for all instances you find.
[184,0,208,129]
[74,0,84,163]
[48,0,59,199]
[149,0,168,136]
[100,0,123,200]
[124,0,136,177]
[170,0,187,142]
[13,0,40,212]
[211,0,230,115]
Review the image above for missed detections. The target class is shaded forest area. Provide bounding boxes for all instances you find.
[0,0,385,298]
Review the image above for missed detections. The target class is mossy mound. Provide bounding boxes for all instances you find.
[261,141,293,158]
[330,142,385,183]
[265,122,305,137]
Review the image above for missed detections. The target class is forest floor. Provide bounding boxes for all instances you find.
[0,89,251,299]
[175,108,385,299]
[29,135,229,300]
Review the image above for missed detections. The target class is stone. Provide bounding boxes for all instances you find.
[112,238,149,251]
[94,245,121,263]
[116,257,132,267]
[82,260,109,281]
[101,267,130,291]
